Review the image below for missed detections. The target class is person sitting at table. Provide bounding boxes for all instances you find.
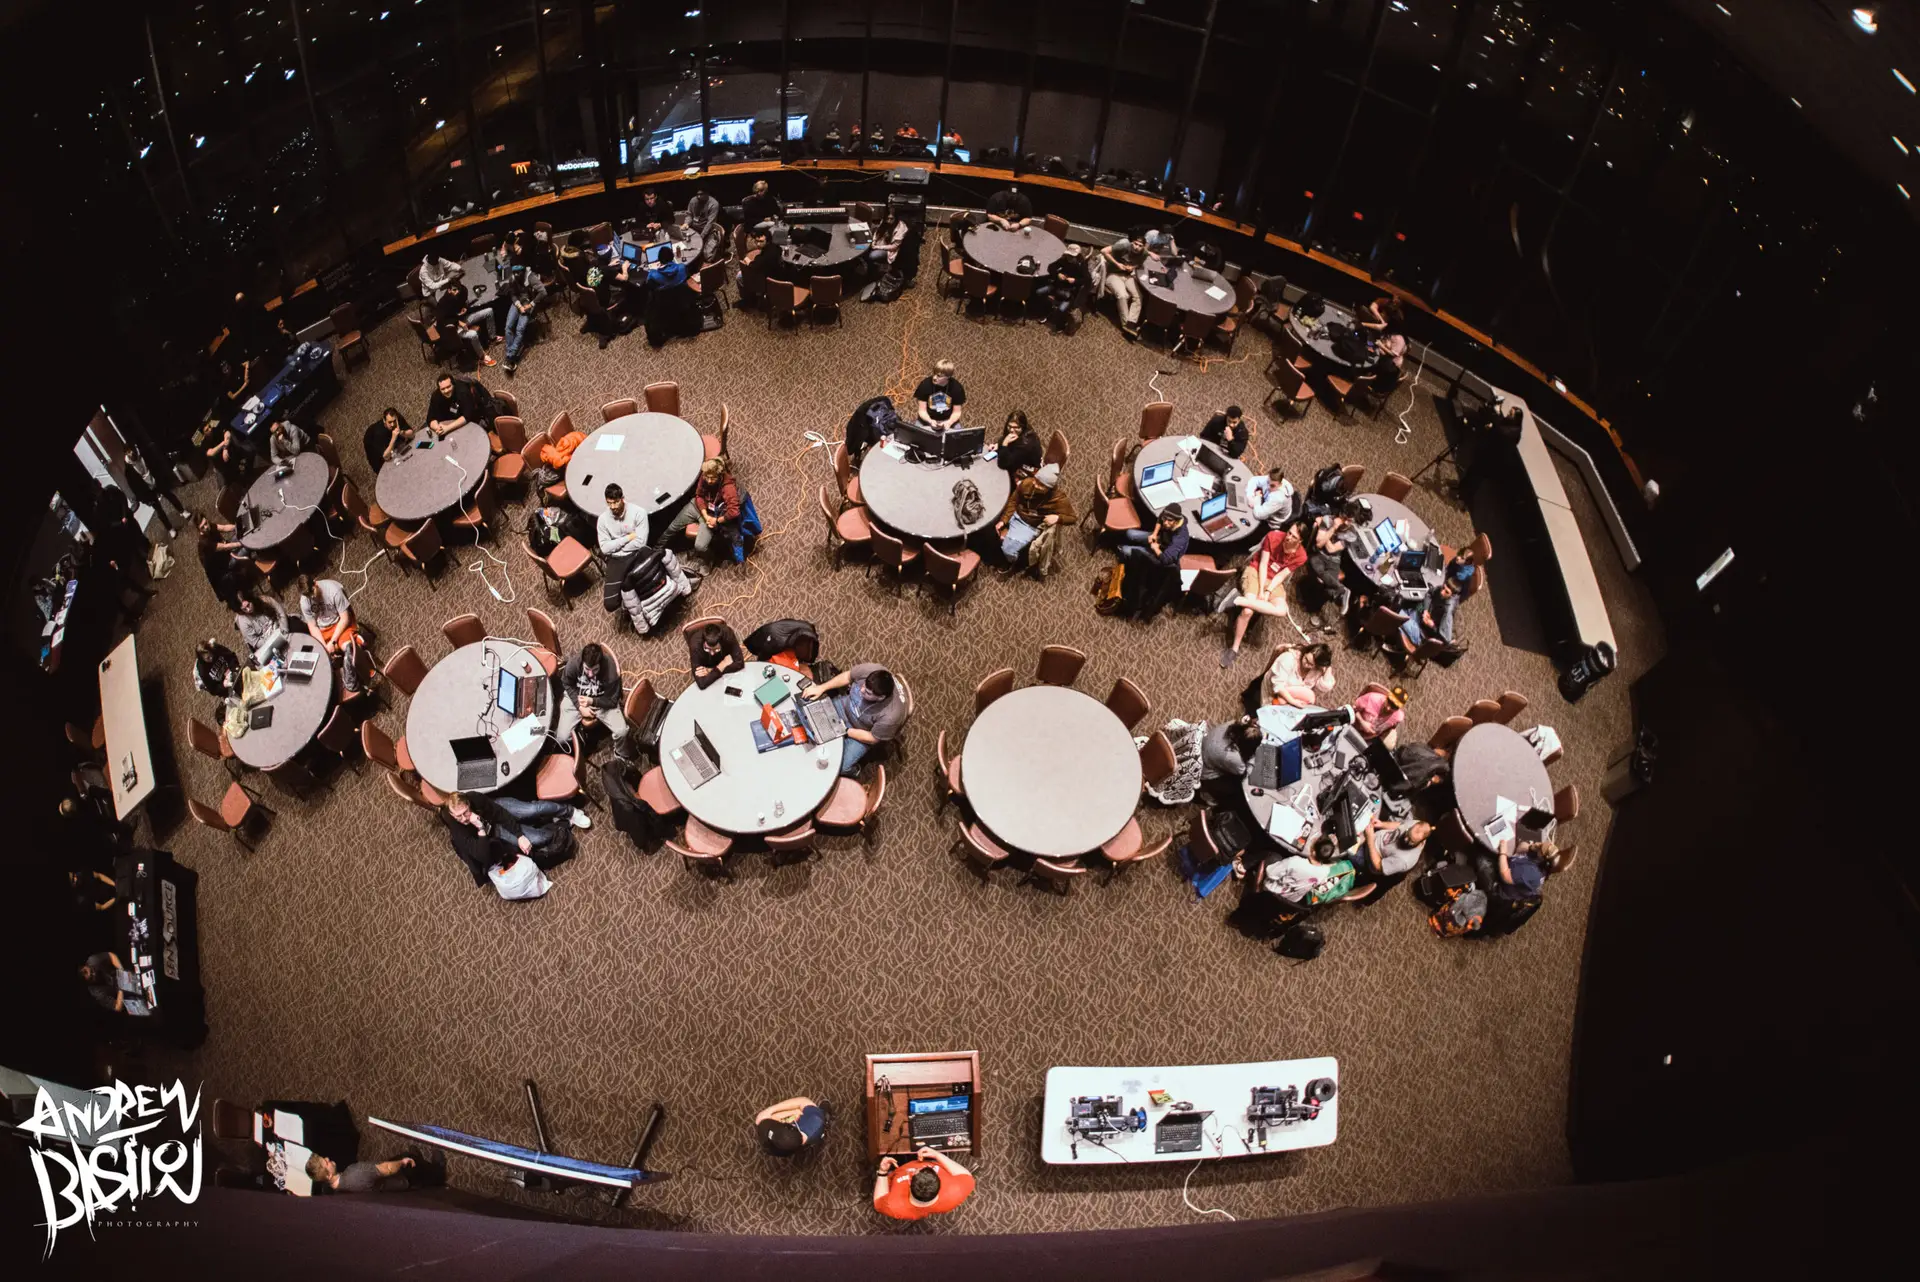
[363,407,415,473]
[1267,641,1334,708]
[686,187,721,243]
[294,574,358,654]
[1200,405,1250,460]
[995,462,1076,567]
[642,244,699,350]
[525,495,590,560]
[865,211,911,276]
[1352,684,1407,743]
[799,663,907,777]
[993,410,1043,475]
[194,637,242,704]
[501,267,544,377]
[745,617,821,671]
[756,1096,829,1156]
[80,951,148,1016]
[1345,815,1431,903]
[1356,295,1402,334]
[306,1152,444,1194]
[688,621,745,689]
[742,179,782,228]
[439,790,588,887]
[737,229,774,306]
[596,482,649,563]
[914,360,966,426]
[418,253,463,296]
[558,230,591,290]
[984,185,1034,230]
[1473,835,1563,930]
[195,515,248,609]
[873,1147,974,1221]
[1200,716,1262,794]
[1399,578,1463,655]
[1033,245,1090,330]
[1223,527,1307,668]
[1249,465,1297,530]
[1301,462,1351,524]
[1267,834,1357,907]
[1117,507,1190,573]
[1443,544,1479,591]
[233,593,289,664]
[556,641,629,746]
[434,281,497,367]
[1101,232,1147,339]
[1144,225,1179,258]
[1306,506,1357,628]
[426,372,497,435]
[266,418,306,468]
[637,189,670,240]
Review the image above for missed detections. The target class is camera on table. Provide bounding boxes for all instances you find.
[1065,1094,1146,1156]
[1245,1079,1336,1148]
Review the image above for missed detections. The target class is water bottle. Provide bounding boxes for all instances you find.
[774,800,785,819]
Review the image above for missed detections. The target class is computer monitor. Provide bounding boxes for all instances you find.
[940,425,986,463]
[785,113,808,141]
[1141,459,1175,488]
[1199,491,1228,521]
[710,117,753,146]
[496,668,520,718]
[892,421,946,457]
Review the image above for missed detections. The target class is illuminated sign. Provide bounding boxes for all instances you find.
[556,157,600,173]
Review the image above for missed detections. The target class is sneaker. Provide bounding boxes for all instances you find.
[597,335,612,350]
[1220,646,1238,669]
[481,355,497,366]
[503,363,516,378]
[569,808,592,830]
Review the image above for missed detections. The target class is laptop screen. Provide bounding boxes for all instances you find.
[450,735,494,765]
[620,242,640,262]
[908,1095,970,1115]
[1142,460,1175,487]
[1374,519,1401,552]
[645,241,670,265]
[693,721,720,769]
[496,669,520,718]
[1200,492,1228,521]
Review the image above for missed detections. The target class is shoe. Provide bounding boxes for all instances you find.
[1220,646,1238,669]
[569,808,592,829]
[597,335,611,350]
[1121,325,1140,342]
[481,355,497,366]
[503,363,516,377]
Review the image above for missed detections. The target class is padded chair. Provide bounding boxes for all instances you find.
[1378,471,1414,504]
[1139,730,1177,789]
[381,645,429,697]
[1467,698,1503,726]
[1182,557,1234,609]
[1428,715,1472,755]
[636,764,682,818]
[833,440,863,505]
[210,1099,256,1141]
[1266,355,1317,419]
[450,473,501,540]
[1338,464,1366,496]
[1042,213,1070,239]
[468,232,498,256]
[809,274,844,327]
[327,302,370,368]
[923,542,980,614]
[1036,645,1087,688]
[958,821,1012,876]
[820,486,873,571]
[1174,308,1216,356]
[1100,821,1172,881]
[995,270,1035,323]
[1495,691,1530,725]
[1082,439,1145,536]
[343,479,389,547]
[216,480,247,523]
[493,389,519,418]
[1105,677,1152,731]
[1470,531,1493,564]
[526,607,562,657]
[187,782,267,852]
[442,614,485,648]
[187,716,243,779]
[867,526,921,593]
[974,667,1015,712]
[704,402,730,461]
[1043,429,1070,470]
[684,815,734,855]
[312,705,362,775]
[938,235,967,297]
[1554,784,1581,824]
[1139,291,1180,344]
[668,833,733,880]
[935,729,966,811]
[361,721,409,775]
[407,314,459,366]
[644,380,681,417]
[1398,633,1451,678]
[534,730,589,801]
[602,397,639,422]
[695,259,729,309]
[392,519,446,580]
[527,538,595,607]
[816,763,886,840]
[1138,400,1174,442]
[765,821,818,865]
[767,279,812,327]
[1025,857,1087,896]
[1361,606,1412,647]
[958,262,998,315]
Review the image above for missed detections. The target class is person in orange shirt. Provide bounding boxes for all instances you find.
[872,1146,974,1221]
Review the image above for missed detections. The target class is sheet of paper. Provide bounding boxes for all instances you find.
[1205,285,1229,300]
[499,718,542,754]
[1176,435,1203,453]
[880,440,909,460]
[1177,471,1212,500]
[1495,796,1519,824]
[253,1112,263,1144]
[272,1110,305,1144]
[282,1142,314,1197]
[1268,806,1307,843]
[594,434,625,451]
[1180,568,1199,591]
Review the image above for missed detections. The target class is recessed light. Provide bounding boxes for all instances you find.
[1895,135,1909,154]
[1715,3,1730,14]
[1900,183,1912,198]
[1790,97,1802,107]
[1854,8,1878,34]
[1896,68,1916,92]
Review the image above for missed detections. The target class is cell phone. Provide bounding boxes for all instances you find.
[723,684,743,698]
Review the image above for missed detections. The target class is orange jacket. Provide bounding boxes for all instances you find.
[540,430,585,468]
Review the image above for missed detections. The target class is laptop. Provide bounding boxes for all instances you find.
[1398,546,1428,575]
[1197,490,1238,538]
[1139,459,1183,509]
[284,647,322,682]
[1348,524,1379,561]
[1366,740,1408,792]
[1249,735,1303,791]
[234,504,258,538]
[1373,518,1403,555]
[495,666,548,719]
[1195,441,1235,477]
[906,1095,972,1149]
[620,242,642,263]
[644,241,670,265]
[1482,811,1515,848]
[795,697,847,744]
[669,721,723,788]
[1154,1109,1211,1154]
[450,735,502,790]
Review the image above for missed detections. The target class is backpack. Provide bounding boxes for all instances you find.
[1310,464,1346,504]
[1275,922,1325,961]
[951,478,985,529]
[1092,563,1126,615]
[1428,886,1487,938]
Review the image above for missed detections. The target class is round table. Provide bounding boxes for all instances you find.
[1136,262,1236,316]
[239,453,329,552]
[961,686,1141,857]
[565,412,706,520]
[374,424,491,522]
[230,635,336,770]
[775,221,868,277]
[1452,723,1552,845]
[963,224,1066,275]
[859,449,1011,541]
[405,640,557,794]
[1240,708,1399,851]
[1345,492,1444,598]
[1287,306,1376,371]
[659,664,843,835]
[1131,436,1259,546]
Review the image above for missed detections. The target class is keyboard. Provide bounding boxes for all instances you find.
[1154,1122,1203,1154]
[909,1112,971,1144]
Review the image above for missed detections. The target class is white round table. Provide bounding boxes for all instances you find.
[660,664,844,835]
[566,412,706,519]
[405,640,556,794]
[374,423,491,522]
[239,453,330,551]
[858,449,1011,541]
[229,635,336,770]
[961,686,1141,857]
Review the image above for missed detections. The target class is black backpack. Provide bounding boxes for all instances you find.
[1310,464,1345,504]
[1275,922,1325,961]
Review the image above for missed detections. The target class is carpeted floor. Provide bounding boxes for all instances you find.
[135,240,1662,1236]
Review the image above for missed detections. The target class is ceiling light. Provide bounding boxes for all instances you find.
[1896,68,1916,92]
[1899,183,1911,198]
[1790,96,1802,107]
[1715,3,1730,14]
[1895,135,1909,154]
[1854,8,1878,34]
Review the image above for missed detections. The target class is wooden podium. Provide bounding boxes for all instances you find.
[863,1050,981,1161]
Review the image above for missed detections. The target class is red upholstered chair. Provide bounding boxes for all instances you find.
[868,526,921,592]
[922,542,980,614]
[820,486,872,570]
[816,764,885,841]
[1495,691,1530,725]
[636,765,682,817]
[1105,677,1152,731]
[974,667,1014,713]
[525,607,562,657]
[602,398,639,423]
[1138,401,1174,441]
[534,730,588,800]
[1378,471,1414,503]
[958,821,1012,876]
[935,729,966,811]
[187,783,268,852]
[644,381,681,417]
[1428,716,1472,755]
[1036,645,1087,688]
[1025,856,1088,895]
[1139,730,1177,788]
[382,645,429,697]
[442,613,485,648]
[1100,820,1173,881]
[704,402,730,461]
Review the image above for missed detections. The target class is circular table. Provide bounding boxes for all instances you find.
[405,640,557,794]
[859,449,1011,541]
[1452,723,1553,846]
[1131,436,1259,547]
[374,424,491,522]
[963,224,1066,275]
[775,221,868,277]
[1287,306,1375,371]
[1345,493,1445,598]
[961,686,1141,857]
[659,664,843,835]
[1136,262,1236,316]
[565,412,706,520]
[1240,708,1399,851]
[230,635,336,770]
[239,453,330,552]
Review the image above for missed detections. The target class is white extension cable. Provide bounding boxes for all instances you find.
[443,448,516,603]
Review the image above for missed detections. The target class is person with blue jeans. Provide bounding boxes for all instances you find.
[756,1097,830,1156]
[996,463,1075,564]
[1119,508,1190,571]
[501,273,543,375]
[1400,580,1460,650]
[799,663,908,776]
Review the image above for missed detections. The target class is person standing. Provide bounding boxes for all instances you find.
[872,1147,975,1220]
[121,448,186,536]
[501,270,544,376]
[195,515,248,609]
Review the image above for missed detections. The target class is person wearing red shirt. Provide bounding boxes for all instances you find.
[872,1146,975,1221]
[1224,527,1308,668]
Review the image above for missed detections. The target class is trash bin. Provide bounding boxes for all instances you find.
[1557,640,1616,703]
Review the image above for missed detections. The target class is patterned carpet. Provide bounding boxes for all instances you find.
[138,241,1663,1236]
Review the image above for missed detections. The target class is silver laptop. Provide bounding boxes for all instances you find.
[796,697,847,744]
[669,721,723,788]
[1139,458,1184,509]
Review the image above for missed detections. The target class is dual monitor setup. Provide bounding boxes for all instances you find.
[893,421,986,464]
[449,648,550,791]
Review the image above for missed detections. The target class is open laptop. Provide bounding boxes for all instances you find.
[1373,518,1404,555]
[644,241,671,265]
[495,666,548,719]
[795,697,847,744]
[1138,458,1183,509]
[905,1094,972,1150]
[1197,490,1239,538]
[1194,441,1235,477]
[620,241,642,263]
[449,735,502,790]
[1249,735,1303,791]
[669,721,723,788]
[1154,1109,1211,1154]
